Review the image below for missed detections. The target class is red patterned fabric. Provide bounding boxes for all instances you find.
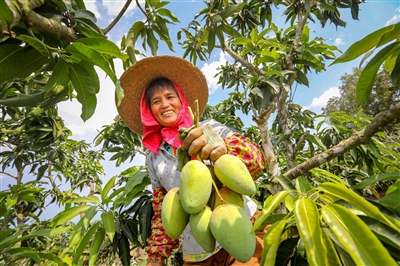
[145,187,180,263]
[224,133,266,178]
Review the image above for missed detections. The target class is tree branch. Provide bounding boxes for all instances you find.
[102,0,133,34]
[22,10,81,42]
[284,102,400,180]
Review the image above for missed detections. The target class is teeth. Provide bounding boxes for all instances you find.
[163,111,173,116]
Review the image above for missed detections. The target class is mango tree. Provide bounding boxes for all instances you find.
[1,0,400,265]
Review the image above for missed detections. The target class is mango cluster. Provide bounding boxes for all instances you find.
[161,154,257,263]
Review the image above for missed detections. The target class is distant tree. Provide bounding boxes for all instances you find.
[323,67,400,121]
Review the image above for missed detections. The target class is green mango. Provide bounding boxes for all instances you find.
[161,187,189,239]
[210,204,256,263]
[214,154,256,196]
[180,160,212,214]
[212,186,244,210]
[189,206,216,252]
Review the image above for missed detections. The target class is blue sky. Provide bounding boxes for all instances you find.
[59,0,400,141]
[54,0,399,184]
[1,0,398,220]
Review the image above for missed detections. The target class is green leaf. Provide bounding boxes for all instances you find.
[0,90,45,107]
[32,226,72,237]
[89,228,106,266]
[358,215,400,250]
[43,58,70,95]
[73,221,101,265]
[49,205,92,226]
[117,233,132,266]
[16,35,49,56]
[66,42,117,83]
[101,211,115,241]
[139,200,152,245]
[7,247,40,262]
[0,45,51,84]
[294,197,329,266]
[65,195,100,205]
[260,218,288,265]
[0,0,14,26]
[318,182,399,232]
[146,28,159,56]
[252,190,293,232]
[101,175,117,203]
[321,204,397,265]
[352,172,400,189]
[331,24,395,65]
[68,62,97,121]
[356,42,400,105]
[295,176,313,193]
[77,38,128,60]
[121,220,143,248]
[219,3,244,19]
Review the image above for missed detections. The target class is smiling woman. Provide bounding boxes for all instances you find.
[116,55,266,265]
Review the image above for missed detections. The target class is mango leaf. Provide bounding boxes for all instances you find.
[101,175,117,203]
[260,218,288,265]
[321,204,397,265]
[49,205,92,226]
[72,221,100,265]
[66,42,117,83]
[356,42,400,105]
[0,89,45,107]
[126,21,145,63]
[89,228,105,266]
[7,247,40,262]
[101,211,115,241]
[379,181,400,215]
[139,200,153,245]
[120,219,143,248]
[252,190,293,232]
[68,62,97,121]
[295,176,313,193]
[16,35,49,56]
[77,38,128,60]
[294,197,329,266]
[319,182,399,231]
[116,233,132,266]
[0,45,51,84]
[358,215,400,250]
[331,24,396,65]
[352,172,400,189]
[65,195,100,205]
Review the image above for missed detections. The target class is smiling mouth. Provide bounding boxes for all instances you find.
[162,110,174,116]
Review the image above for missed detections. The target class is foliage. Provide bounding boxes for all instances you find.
[331,22,400,105]
[1,0,400,265]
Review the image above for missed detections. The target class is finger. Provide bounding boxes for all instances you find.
[182,128,203,150]
[210,145,227,162]
[188,136,207,157]
[200,144,213,160]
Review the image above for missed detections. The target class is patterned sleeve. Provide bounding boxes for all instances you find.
[145,187,180,263]
[224,133,266,178]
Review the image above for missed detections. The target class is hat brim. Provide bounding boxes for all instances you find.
[117,56,209,134]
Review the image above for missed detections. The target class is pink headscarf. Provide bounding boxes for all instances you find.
[140,82,193,154]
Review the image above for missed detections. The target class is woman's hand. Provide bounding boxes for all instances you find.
[181,125,227,161]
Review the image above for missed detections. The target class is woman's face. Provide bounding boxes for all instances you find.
[149,87,182,127]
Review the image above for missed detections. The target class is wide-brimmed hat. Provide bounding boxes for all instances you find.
[117,56,209,134]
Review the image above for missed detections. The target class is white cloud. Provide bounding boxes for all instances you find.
[201,52,229,94]
[58,61,124,141]
[334,37,345,46]
[305,86,340,111]
[101,0,136,17]
[84,1,101,19]
[385,7,399,26]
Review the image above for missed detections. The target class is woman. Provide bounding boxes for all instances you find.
[117,56,266,265]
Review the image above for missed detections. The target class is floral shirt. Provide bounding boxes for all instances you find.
[145,119,265,263]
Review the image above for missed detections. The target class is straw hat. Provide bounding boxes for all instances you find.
[117,56,209,134]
